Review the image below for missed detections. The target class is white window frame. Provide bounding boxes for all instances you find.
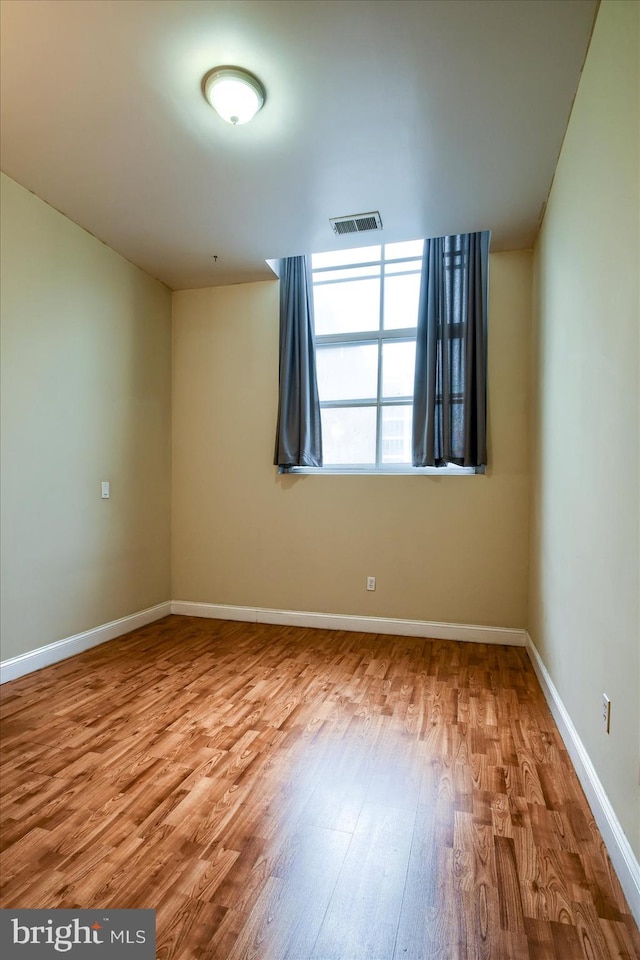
[289,243,475,476]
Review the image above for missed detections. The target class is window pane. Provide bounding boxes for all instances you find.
[314,278,380,335]
[317,343,378,401]
[321,407,376,464]
[382,340,416,398]
[312,245,381,269]
[313,264,380,283]
[384,239,424,260]
[385,260,421,275]
[383,273,421,329]
[381,405,413,464]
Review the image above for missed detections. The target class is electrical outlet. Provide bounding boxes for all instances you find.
[602,694,611,734]
[366,576,376,591]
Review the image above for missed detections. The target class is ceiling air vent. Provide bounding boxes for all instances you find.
[330,211,383,236]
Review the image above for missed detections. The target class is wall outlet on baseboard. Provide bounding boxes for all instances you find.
[366,576,376,591]
[602,694,611,734]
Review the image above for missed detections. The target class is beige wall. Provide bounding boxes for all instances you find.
[0,174,172,661]
[529,0,639,856]
[172,250,531,628]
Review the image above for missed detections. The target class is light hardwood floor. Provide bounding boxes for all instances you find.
[1,616,638,959]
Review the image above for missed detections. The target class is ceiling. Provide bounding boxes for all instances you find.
[0,0,597,290]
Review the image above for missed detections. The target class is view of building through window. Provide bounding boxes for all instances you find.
[312,240,423,467]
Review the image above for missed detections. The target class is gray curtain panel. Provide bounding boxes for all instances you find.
[273,256,323,470]
[412,231,490,468]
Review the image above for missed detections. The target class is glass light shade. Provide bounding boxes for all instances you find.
[203,67,265,125]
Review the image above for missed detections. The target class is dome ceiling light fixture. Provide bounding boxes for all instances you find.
[202,66,266,126]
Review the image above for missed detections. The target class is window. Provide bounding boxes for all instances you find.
[312,241,421,469]
[308,241,472,474]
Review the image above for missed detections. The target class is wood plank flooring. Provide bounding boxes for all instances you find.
[1,616,638,959]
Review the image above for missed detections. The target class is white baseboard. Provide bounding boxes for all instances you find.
[170,601,527,646]
[526,632,640,927]
[0,602,172,684]
[0,600,524,685]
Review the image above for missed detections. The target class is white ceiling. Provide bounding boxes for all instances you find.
[0,0,597,290]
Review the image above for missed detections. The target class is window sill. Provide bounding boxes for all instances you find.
[286,465,479,476]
